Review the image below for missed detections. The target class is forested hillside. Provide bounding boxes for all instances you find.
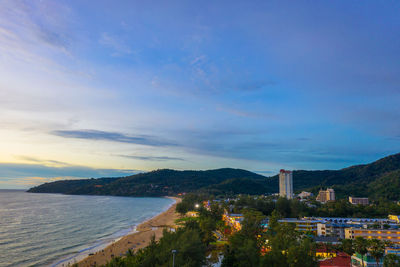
[28,153,400,199]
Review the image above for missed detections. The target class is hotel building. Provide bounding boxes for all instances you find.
[348,196,369,205]
[279,169,293,199]
[316,188,335,203]
[345,228,400,244]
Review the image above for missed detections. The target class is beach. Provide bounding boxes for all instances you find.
[75,197,181,267]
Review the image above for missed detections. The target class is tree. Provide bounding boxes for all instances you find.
[354,237,369,267]
[340,239,354,256]
[222,210,265,267]
[369,239,386,267]
[383,254,400,267]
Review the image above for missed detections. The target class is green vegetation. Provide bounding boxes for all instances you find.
[383,253,400,267]
[105,197,224,267]
[105,227,206,267]
[222,210,318,267]
[28,168,273,196]
[28,153,400,200]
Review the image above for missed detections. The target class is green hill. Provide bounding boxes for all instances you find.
[28,168,273,196]
[27,153,400,199]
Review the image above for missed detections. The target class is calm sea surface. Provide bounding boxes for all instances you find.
[0,190,174,267]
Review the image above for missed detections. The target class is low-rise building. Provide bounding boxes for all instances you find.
[319,252,351,267]
[345,227,400,244]
[278,218,320,234]
[317,223,348,239]
[351,253,383,267]
[298,191,313,199]
[349,196,369,205]
[389,215,400,224]
[316,188,335,203]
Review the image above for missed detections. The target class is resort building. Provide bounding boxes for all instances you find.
[317,222,347,239]
[279,169,293,199]
[345,228,400,244]
[349,196,369,205]
[351,253,383,267]
[316,188,335,203]
[298,191,313,199]
[389,215,400,224]
[278,218,319,234]
[319,252,351,267]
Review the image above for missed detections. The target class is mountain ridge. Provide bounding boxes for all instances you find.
[28,153,400,199]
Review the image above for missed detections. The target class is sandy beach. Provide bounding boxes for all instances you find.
[75,197,181,267]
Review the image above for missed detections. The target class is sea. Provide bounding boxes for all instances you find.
[0,190,175,267]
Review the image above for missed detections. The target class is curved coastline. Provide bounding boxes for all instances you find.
[53,197,181,267]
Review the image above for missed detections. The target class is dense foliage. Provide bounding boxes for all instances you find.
[28,168,273,196]
[222,210,318,267]
[105,227,206,267]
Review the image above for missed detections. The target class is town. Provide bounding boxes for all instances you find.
[174,169,400,267]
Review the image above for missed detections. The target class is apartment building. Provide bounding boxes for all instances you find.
[345,228,400,244]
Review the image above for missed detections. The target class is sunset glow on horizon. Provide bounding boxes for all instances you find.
[1,0,399,188]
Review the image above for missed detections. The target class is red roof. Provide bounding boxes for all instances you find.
[319,252,350,267]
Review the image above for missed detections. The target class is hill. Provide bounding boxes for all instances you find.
[28,168,274,196]
[28,153,400,199]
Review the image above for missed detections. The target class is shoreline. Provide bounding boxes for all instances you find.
[68,196,181,267]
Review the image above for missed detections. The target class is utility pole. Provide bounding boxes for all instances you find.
[171,249,177,267]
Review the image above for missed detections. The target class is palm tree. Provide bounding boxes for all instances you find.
[340,238,354,256]
[369,239,386,267]
[354,237,369,267]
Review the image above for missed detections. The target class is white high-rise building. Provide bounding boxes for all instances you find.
[279,169,293,199]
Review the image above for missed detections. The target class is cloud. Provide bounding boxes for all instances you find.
[15,155,72,167]
[51,129,177,147]
[118,155,185,161]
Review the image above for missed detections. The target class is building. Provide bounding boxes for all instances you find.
[310,216,398,239]
[298,191,313,199]
[351,253,383,267]
[278,218,319,234]
[349,196,369,205]
[279,169,293,199]
[317,223,347,239]
[319,252,351,267]
[316,188,335,203]
[345,227,400,244]
[389,215,400,224]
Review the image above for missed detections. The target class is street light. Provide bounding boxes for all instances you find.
[195,203,200,209]
[171,249,177,267]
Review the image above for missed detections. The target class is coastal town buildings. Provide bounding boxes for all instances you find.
[351,253,383,267]
[278,218,319,234]
[298,191,313,199]
[316,188,335,203]
[349,196,369,205]
[279,169,293,199]
[345,228,400,244]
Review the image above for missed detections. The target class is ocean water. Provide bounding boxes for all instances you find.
[0,190,174,267]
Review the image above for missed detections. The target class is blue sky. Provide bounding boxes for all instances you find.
[0,0,399,188]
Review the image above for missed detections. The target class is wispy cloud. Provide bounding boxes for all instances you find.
[51,129,177,147]
[118,155,185,161]
[14,155,72,167]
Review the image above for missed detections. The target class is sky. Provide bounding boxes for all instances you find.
[0,0,399,189]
